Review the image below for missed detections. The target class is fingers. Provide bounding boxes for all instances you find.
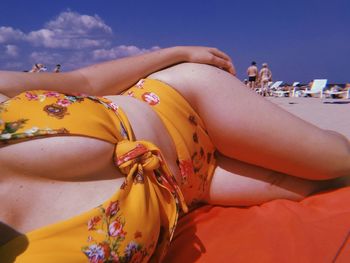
[209,48,236,75]
[226,61,236,75]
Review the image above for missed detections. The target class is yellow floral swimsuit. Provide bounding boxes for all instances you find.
[0,78,216,262]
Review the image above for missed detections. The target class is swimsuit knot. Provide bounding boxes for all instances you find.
[115,141,161,174]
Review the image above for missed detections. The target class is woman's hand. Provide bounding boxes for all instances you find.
[177,46,236,75]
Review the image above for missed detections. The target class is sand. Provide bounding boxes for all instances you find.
[266,97,350,139]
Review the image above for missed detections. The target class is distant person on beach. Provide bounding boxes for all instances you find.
[328,84,350,99]
[246,61,258,89]
[29,63,47,73]
[259,63,272,96]
[329,85,342,99]
[28,63,41,73]
[53,64,61,73]
[243,79,249,86]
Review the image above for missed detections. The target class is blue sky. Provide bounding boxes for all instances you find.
[0,0,349,84]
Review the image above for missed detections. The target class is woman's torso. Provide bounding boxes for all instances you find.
[0,94,180,245]
[260,68,270,81]
[247,66,257,77]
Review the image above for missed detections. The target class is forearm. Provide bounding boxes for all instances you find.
[0,47,185,97]
[75,46,187,95]
[0,46,234,97]
[0,70,87,97]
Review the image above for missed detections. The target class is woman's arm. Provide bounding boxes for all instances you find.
[0,46,235,97]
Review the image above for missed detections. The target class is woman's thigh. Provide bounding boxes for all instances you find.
[147,63,350,180]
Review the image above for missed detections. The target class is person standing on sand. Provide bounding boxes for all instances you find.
[247,61,258,89]
[259,63,272,96]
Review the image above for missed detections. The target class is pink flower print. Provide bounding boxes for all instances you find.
[57,98,71,107]
[105,201,120,217]
[25,92,38,101]
[135,79,145,88]
[108,220,126,238]
[142,92,160,106]
[44,91,60,98]
[87,216,101,231]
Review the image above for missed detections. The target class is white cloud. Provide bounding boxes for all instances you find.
[0,11,112,49]
[5,44,19,57]
[0,26,25,43]
[0,10,162,71]
[46,11,112,34]
[26,28,109,49]
[26,10,113,49]
[92,45,161,60]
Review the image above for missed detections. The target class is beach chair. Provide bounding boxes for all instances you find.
[270,81,283,90]
[271,81,298,97]
[290,82,301,97]
[268,80,283,96]
[302,79,328,98]
[324,86,350,99]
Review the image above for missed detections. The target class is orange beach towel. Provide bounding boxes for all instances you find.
[165,186,350,263]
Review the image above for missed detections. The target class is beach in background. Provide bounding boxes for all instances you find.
[267,97,350,138]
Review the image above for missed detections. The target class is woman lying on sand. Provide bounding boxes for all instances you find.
[0,46,349,262]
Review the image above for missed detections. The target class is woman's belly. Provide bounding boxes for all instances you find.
[0,95,179,242]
